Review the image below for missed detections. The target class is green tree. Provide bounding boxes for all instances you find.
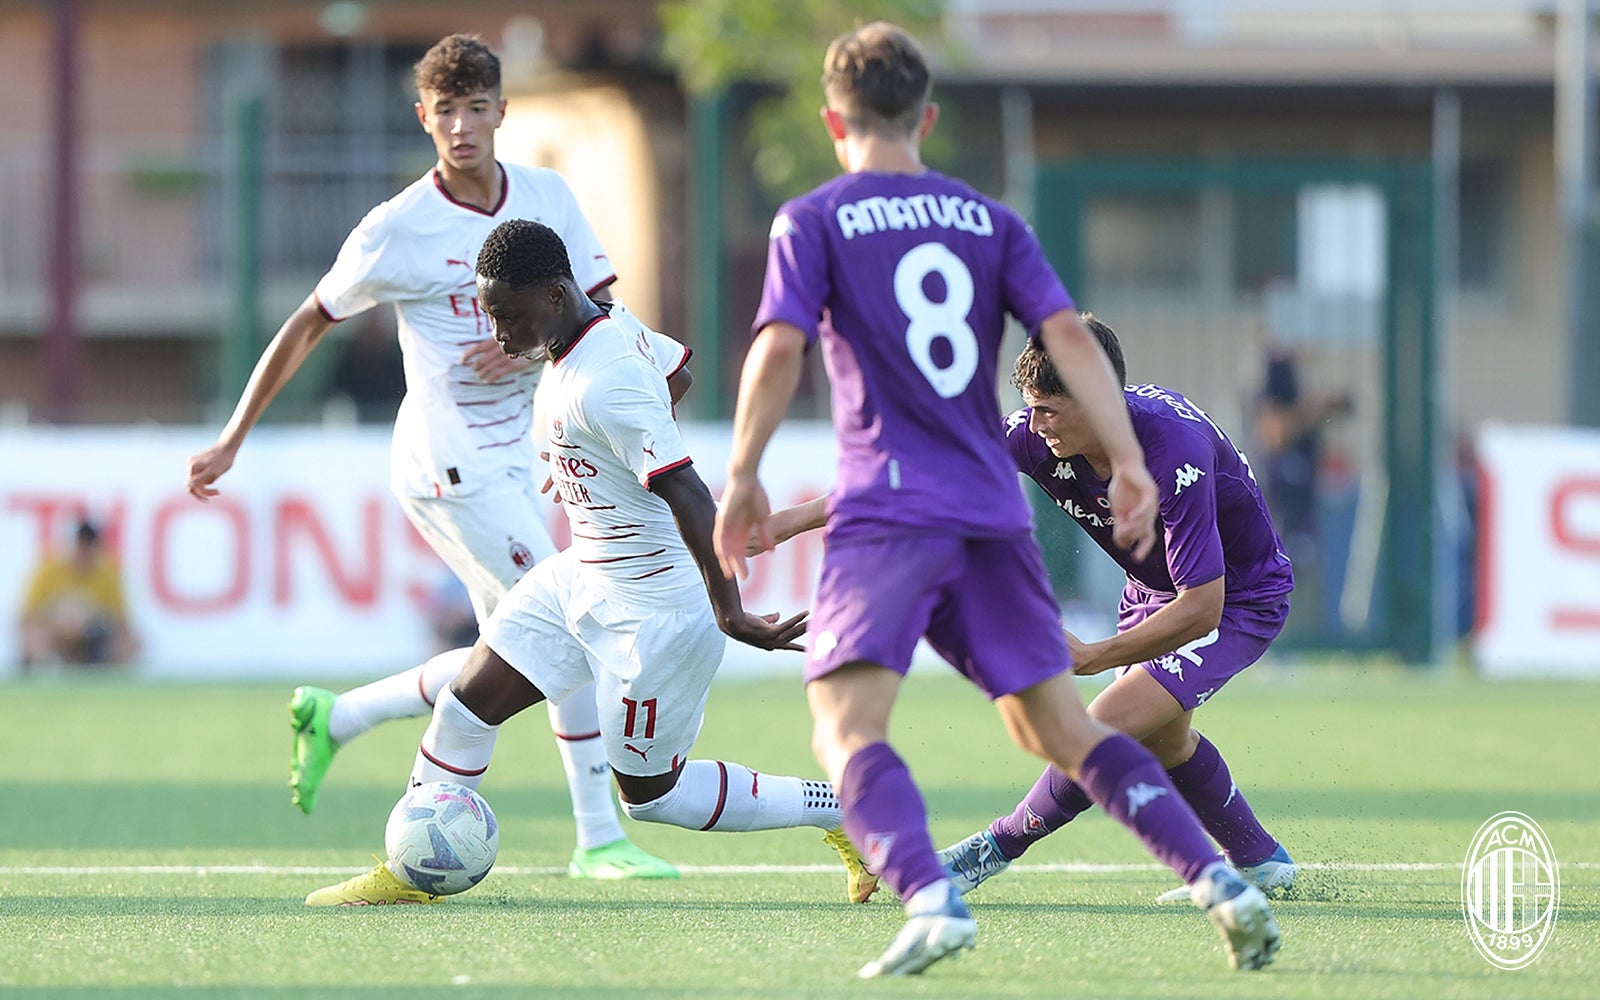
[658,0,947,201]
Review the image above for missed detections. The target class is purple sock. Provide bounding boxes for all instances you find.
[1168,734,1279,867]
[1076,732,1220,885]
[838,742,947,901]
[989,765,1092,860]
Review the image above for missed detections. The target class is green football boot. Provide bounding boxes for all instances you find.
[568,838,680,879]
[288,686,340,815]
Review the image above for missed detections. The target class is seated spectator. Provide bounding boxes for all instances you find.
[19,518,139,671]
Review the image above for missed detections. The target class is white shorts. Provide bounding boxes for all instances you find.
[396,470,557,623]
[480,550,724,777]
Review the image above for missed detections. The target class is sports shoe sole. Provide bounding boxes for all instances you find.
[1207,885,1282,971]
[857,915,978,978]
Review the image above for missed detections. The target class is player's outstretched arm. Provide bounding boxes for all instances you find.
[744,494,829,556]
[652,464,808,652]
[1069,576,1225,675]
[716,323,809,579]
[186,295,335,501]
[1036,310,1158,558]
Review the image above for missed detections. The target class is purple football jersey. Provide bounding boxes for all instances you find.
[755,170,1074,540]
[1004,384,1294,606]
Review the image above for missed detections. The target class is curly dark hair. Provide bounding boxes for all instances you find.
[1012,313,1127,398]
[822,21,931,137]
[476,219,572,287]
[414,33,500,97]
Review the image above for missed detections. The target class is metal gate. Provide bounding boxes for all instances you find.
[1030,159,1440,662]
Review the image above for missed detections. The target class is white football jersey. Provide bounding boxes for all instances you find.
[539,314,703,604]
[314,162,615,499]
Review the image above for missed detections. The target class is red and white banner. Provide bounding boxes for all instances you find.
[0,424,835,680]
[1474,423,1600,677]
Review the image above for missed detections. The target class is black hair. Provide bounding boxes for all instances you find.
[75,518,100,546]
[1012,313,1128,397]
[476,219,573,287]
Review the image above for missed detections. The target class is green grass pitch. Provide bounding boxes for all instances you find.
[1,666,1594,997]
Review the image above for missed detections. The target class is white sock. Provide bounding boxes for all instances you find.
[410,686,498,790]
[905,879,958,916]
[621,760,841,832]
[548,683,625,849]
[328,647,470,745]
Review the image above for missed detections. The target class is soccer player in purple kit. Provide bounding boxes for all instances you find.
[936,316,1298,903]
[712,21,1281,979]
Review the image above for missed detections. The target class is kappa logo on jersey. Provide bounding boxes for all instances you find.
[1005,409,1029,433]
[769,213,797,240]
[1174,463,1206,495]
[1155,653,1185,681]
[509,540,535,571]
[1053,461,1075,481]
[1126,782,1169,818]
[864,833,896,872]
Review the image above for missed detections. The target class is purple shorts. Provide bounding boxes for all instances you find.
[1116,583,1289,710]
[806,532,1070,699]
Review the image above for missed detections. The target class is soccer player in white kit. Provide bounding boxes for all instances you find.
[184,34,676,879]
[302,218,877,906]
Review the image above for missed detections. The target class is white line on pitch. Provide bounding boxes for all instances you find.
[1,861,1594,877]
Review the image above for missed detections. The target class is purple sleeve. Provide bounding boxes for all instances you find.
[998,207,1075,332]
[1152,425,1226,590]
[752,200,830,343]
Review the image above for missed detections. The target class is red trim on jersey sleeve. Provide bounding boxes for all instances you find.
[586,274,618,296]
[644,456,693,488]
[549,314,608,365]
[666,346,692,379]
[314,293,344,323]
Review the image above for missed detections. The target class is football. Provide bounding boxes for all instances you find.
[384,781,499,896]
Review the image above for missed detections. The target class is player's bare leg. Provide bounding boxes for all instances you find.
[810,663,974,977]
[605,731,862,894]
[942,669,1293,900]
[997,674,1280,971]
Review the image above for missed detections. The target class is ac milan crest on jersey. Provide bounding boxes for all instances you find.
[550,417,565,442]
[509,540,535,570]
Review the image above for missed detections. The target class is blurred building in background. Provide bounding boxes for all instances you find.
[0,0,674,423]
[0,0,1594,669]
